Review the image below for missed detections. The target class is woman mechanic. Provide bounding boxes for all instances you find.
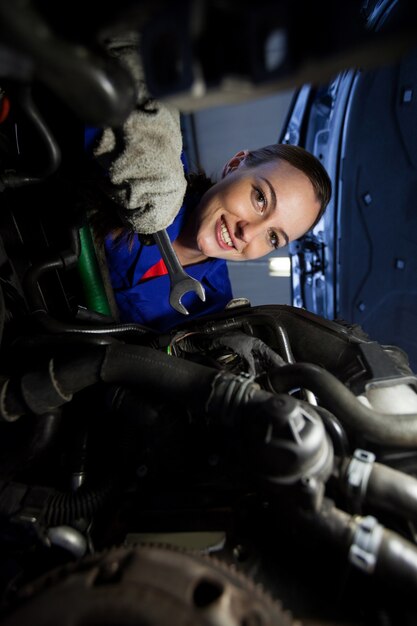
[87,38,331,332]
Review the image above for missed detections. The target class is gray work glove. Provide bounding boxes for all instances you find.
[92,34,187,234]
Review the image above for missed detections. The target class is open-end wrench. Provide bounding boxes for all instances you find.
[153,229,206,315]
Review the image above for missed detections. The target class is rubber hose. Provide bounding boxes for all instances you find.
[44,481,114,527]
[0,84,61,187]
[32,310,155,337]
[0,282,5,347]
[1,344,221,420]
[314,405,349,458]
[18,411,62,467]
[366,462,417,522]
[0,349,105,421]
[17,83,61,179]
[267,363,417,447]
[0,0,136,126]
[0,411,62,475]
[51,349,106,395]
[77,225,111,317]
[24,257,66,311]
[376,526,417,593]
[308,504,417,595]
[242,314,296,363]
[100,343,218,410]
[23,254,154,336]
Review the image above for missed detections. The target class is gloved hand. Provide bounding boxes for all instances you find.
[91,34,187,235]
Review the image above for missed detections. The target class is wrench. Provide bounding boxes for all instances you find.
[153,229,206,315]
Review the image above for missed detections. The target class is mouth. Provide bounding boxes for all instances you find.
[217,216,235,250]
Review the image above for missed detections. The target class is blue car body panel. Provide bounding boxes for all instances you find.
[281,1,417,370]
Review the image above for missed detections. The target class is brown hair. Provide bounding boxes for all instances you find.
[244,143,331,229]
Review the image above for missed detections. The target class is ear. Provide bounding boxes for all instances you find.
[221,149,249,178]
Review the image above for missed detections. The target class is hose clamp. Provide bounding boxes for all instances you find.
[346,448,375,510]
[349,515,383,574]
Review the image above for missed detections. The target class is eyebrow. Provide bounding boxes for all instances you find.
[261,176,289,246]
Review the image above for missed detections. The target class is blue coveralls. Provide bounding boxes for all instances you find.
[104,202,233,332]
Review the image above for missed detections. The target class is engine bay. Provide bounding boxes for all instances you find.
[1,2,417,625]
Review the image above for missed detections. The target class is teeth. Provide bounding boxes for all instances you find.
[220,218,233,247]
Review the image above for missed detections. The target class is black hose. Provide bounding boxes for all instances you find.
[267,363,417,447]
[11,333,117,352]
[306,503,417,596]
[0,0,136,126]
[22,226,80,310]
[0,348,105,421]
[68,225,81,260]
[27,411,62,461]
[0,282,5,347]
[314,405,349,458]
[24,257,66,311]
[17,83,61,180]
[51,349,106,396]
[377,526,417,593]
[0,411,62,476]
[0,84,61,188]
[243,313,296,363]
[23,252,156,338]
[44,481,115,527]
[0,343,224,420]
[0,478,115,528]
[32,310,156,338]
[366,462,417,522]
[100,343,218,410]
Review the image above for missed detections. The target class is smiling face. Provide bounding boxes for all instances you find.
[183,154,321,262]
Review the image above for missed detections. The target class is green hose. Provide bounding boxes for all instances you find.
[77,224,112,317]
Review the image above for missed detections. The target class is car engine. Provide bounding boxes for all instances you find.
[0,2,417,625]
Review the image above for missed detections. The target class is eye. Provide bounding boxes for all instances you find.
[268,228,280,249]
[253,186,267,213]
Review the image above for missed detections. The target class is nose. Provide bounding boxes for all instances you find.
[235,219,265,246]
